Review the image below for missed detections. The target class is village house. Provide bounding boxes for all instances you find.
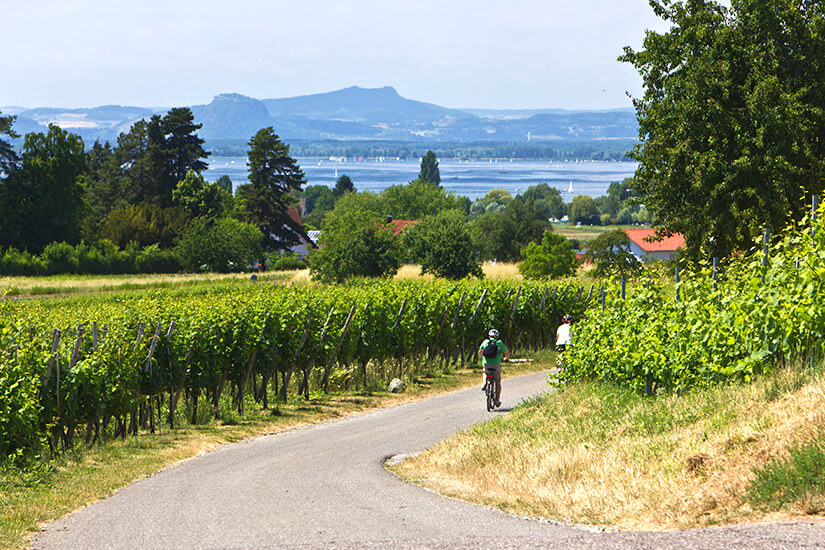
[622,228,685,261]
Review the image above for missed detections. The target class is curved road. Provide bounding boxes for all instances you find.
[33,372,825,549]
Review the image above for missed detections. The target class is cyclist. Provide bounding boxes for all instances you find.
[555,314,572,370]
[479,329,510,408]
[556,314,572,352]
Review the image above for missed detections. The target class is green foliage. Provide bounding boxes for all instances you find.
[241,127,307,251]
[583,229,641,277]
[569,194,599,225]
[172,170,230,220]
[749,433,825,511]
[521,183,564,219]
[565,211,825,394]
[621,0,825,261]
[0,109,19,177]
[404,209,482,280]
[264,251,306,271]
[418,150,441,185]
[380,180,466,220]
[0,125,86,253]
[0,278,587,463]
[333,174,354,197]
[215,175,233,194]
[302,184,335,214]
[518,230,578,279]
[308,207,400,283]
[103,202,189,249]
[472,196,549,262]
[175,218,263,273]
[471,189,511,216]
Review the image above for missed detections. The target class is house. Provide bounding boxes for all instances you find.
[387,218,419,236]
[622,228,685,261]
[286,207,316,259]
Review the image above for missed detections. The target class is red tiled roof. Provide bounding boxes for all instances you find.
[622,228,685,252]
[388,219,419,236]
[287,207,302,226]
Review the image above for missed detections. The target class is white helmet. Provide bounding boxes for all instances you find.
[488,329,499,339]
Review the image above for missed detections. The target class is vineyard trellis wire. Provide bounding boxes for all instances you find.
[0,278,590,464]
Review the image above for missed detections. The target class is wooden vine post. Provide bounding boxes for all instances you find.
[322,305,357,393]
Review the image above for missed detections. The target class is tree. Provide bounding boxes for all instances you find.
[583,229,641,277]
[308,207,400,283]
[162,107,210,186]
[175,217,263,273]
[172,170,231,220]
[522,183,564,219]
[470,189,512,216]
[333,174,355,197]
[0,109,19,177]
[404,209,482,279]
[103,202,189,248]
[418,150,441,185]
[302,185,335,214]
[472,196,549,262]
[215,175,233,194]
[0,125,86,251]
[621,0,825,261]
[380,180,466,219]
[241,127,308,251]
[569,195,599,225]
[518,230,578,279]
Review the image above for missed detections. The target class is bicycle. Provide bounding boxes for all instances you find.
[484,369,496,411]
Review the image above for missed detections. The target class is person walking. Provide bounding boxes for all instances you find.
[479,329,509,408]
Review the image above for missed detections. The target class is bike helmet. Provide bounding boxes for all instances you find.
[562,314,572,323]
[488,329,499,339]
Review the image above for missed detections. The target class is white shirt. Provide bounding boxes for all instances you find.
[556,323,571,346]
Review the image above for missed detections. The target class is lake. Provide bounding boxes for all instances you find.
[205,157,639,201]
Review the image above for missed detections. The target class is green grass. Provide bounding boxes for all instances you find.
[749,432,825,513]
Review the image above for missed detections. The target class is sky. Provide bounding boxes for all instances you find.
[3,0,672,111]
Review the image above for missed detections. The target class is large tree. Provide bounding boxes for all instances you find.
[472,196,549,262]
[0,125,86,251]
[519,230,578,280]
[240,127,308,251]
[0,109,19,177]
[622,0,825,261]
[418,150,441,185]
[404,209,482,280]
[308,207,400,283]
[162,107,210,186]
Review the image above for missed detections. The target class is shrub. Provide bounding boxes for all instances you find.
[0,248,46,276]
[265,252,306,271]
[41,242,79,274]
[136,244,181,274]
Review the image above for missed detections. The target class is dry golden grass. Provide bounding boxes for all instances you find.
[481,262,522,280]
[392,368,825,530]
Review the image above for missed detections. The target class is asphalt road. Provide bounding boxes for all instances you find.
[32,371,825,549]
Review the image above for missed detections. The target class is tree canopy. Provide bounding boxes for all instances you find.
[404,209,482,280]
[583,229,641,277]
[308,207,400,283]
[518,230,578,279]
[622,0,825,260]
[240,127,307,251]
[418,150,441,185]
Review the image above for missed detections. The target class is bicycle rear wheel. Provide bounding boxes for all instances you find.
[485,378,495,411]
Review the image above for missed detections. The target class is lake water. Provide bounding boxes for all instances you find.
[206,157,638,200]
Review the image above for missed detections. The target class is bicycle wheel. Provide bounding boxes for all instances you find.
[485,378,495,411]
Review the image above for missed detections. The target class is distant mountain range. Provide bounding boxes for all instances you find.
[3,86,639,146]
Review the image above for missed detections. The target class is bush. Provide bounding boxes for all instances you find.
[175,217,263,273]
[518,230,578,279]
[265,252,306,271]
[41,242,79,274]
[136,244,181,274]
[0,248,46,276]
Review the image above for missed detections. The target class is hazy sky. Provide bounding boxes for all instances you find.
[4,0,671,110]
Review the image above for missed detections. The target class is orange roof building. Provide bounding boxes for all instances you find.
[622,228,685,261]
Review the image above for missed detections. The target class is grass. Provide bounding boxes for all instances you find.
[0,355,548,549]
[390,362,825,530]
[0,270,306,298]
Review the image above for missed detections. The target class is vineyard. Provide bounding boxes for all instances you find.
[565,213,825,394]
[0,278,589,465]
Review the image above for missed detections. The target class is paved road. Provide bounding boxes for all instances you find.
[33,372,825,549]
